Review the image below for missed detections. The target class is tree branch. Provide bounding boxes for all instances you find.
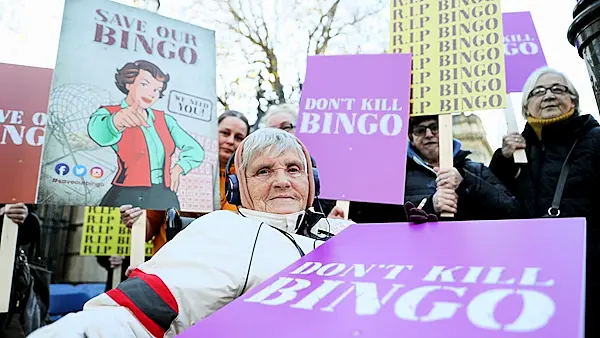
[218,96,230,110]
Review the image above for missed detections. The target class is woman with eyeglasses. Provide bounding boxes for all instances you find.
[489,67,600,335]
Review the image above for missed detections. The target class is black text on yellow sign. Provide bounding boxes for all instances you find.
[80,206,153,256]
[390,0,507,115]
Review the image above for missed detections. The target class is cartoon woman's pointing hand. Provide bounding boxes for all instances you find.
[113,101,149,131]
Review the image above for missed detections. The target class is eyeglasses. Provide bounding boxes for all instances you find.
[413,123,439,137]
[279,123,295,132]
[528,84,570,99]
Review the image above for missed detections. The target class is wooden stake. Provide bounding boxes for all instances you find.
[504,94,527,163]
[112,266,122,289]
[335,200,350,220]
[0,205,18,312]
[438,114,455,218]
[129,210,147,267]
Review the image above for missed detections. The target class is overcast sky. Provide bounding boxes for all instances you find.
[0,0,596,151]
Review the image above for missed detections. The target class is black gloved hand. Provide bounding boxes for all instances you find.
[404,201,438,224]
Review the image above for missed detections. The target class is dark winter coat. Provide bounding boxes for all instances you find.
[489,113,600,334]
[405,140,520,220]
[349,140,520,223]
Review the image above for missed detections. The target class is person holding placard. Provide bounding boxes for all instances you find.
[27,128,356,338]
[488,67,600,336]
[403,116,520,220]
[0,204,40,337]
[119,110,251,255]
[347,116,519,223]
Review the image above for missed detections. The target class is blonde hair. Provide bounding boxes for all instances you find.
[521,67,579,119]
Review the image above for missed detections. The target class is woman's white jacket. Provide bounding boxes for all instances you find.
[28,210,347,338]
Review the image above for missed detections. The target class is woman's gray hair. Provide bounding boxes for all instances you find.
[240,128,307,171]
[262,104,298,126]
[521,67,580,118]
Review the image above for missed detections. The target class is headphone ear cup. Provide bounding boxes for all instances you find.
[225,174,241,206]
[312,167,320,197]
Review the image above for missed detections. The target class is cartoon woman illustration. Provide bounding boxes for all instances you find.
[88,60,204,210]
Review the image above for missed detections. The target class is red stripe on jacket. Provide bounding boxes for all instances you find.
[129,269,179,313]
[106,268,179,337]
[107,288,167,338]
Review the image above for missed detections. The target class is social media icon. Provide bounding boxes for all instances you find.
[73,164,87,177]
[55,163,69,176]
[90,166,104,179]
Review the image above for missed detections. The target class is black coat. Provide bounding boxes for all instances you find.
[489,114,600,222]
[349,143,520,223]
[488,113,600,335]
[405,146,520,221]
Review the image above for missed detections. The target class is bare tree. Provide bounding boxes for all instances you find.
[183,0,386,125]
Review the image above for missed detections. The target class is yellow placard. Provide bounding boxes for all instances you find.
[80,206,153,256]
[390,0,507,115]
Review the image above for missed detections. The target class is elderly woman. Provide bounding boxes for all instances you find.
[262,104,342,217]
[488,67,600,335]
[28,128,356,338]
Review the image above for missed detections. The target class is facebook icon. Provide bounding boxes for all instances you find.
[55,163,70,176]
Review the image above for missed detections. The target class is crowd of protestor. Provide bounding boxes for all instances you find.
[2,66,599,337]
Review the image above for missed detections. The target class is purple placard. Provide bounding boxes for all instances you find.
[295,54,411,205]
[180,218,585,337]
[504,12,547,93]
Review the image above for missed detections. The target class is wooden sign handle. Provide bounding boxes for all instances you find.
[438,114,455,218]
[504,94,527,163]
[129,210,147,267]
[112,265,122,289]
[0,205,18,312]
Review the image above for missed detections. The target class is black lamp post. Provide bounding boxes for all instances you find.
[568,0,600,109]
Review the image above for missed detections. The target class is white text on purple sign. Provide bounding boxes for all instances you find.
[245,261,558,333]
[299,98,404,136]
[505,34,541,56]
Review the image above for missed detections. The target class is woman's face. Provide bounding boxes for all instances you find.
[218,117,248,165]
[126,70,163,109]
[267,113,296,134]
[526,73,575,119]
[246,148,309,214]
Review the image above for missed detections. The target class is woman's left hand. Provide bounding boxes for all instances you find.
[125,265,138,277]
[327,206,346,219]
[1,203,28,224]
[170,164,184,192]
[109,256,124,268]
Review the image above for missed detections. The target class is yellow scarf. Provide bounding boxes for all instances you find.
[527,108,575,140]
